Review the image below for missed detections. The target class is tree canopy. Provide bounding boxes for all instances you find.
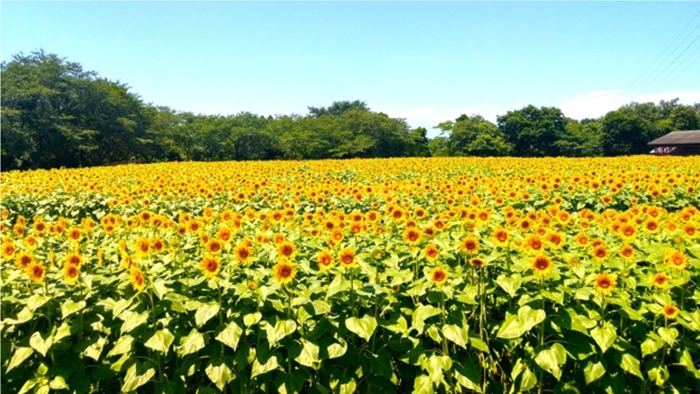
[2,50,699,170]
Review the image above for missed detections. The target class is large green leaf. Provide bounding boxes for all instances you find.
[583,360,606,384]
[497,306,545,339]
[106,335,134,358]
[327,338,348,359]
[25,294,51,311]
[61,300,86,319]
[495,274,521,298]
[205,361,234,391]
[7,347,33,372]
[295,339,320,368]
[176,329,205,357]
[243,312,262,327]
[144,329,175,354]
[534,343,567,380]
[615,353,643,380]
[345,315,378,341]
[29,331,53,357]
[84,336,108,361]
[120,311,148,334]
[657,327,678,346]
[641,336,664,357]
[442,324,468,349]
[251,355,279,379]
[122,362,156,393]
[411,305,441,334]
[215,322,243,351]
[413,374,434,394]
[590,323,616,353]
[195,302,220,328]
[264,320,297,347]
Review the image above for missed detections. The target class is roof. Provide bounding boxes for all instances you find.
[648,130,700,146]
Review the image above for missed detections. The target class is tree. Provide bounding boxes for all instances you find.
[308,100,370,118]
[669,105,700,131]
[441,115,513,156]
[497,105,566,156]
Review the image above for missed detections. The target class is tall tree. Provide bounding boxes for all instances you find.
[497,105,566,157]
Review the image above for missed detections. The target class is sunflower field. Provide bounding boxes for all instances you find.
[1,157,699,394]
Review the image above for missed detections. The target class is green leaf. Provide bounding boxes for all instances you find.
[176,329,205,357]
[411,305,441,334]
[679,349,700,379]
[205,361,233,391]
[496,312,521,339]
[641,336,664,357]
[657,327,678,346]
[152,279,169,300]
[29,331,53,357]
[144,329,175,354]
[469,336,489,353]
[61,300,86,319]
[496,274,521,298]
[497,306,545,339]
[54,322,72,343]
[195,302,220,328]
[295,339,320,368]
[49,376,69,390]
[243,312,262,327]
[327,338,347,359]
[7,347,33,372]
[583,360,606,384]
[413,374,434,394]
[345,315,378,341]
[251,355,279,379]
[107,335,134,358]
[454,359,482,393]
[215,322,243,351]
[122,362,156,392]
[264,319,297,347]
[326,274,350,298]
[442,324,468,349]
[17,379,38,394]
[590,323,616,353]
[535,343,567,380]
[120,311,148,334]
[615,353,643,380]
[26,294,51,311]
[84,337,108,361]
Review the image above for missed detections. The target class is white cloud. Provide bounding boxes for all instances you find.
[558,90,700,120]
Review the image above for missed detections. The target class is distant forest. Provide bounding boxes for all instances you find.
[2,51,700,170]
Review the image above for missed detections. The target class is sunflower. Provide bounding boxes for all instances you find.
[492,227,509,248]
[272,260,296,285]
[619,245,635,262]
[469,257,486,268]
[65,252,82,267]
[63,264,80,285]
[531,255,553,277]
[338,249,356,269]
[545,232,565,249]
[522,234,545,254]
[619,224,637,241]
[151,238,165,253]
[129,267,146,292]
[594,273,616,296]
[574,233,589,247]
[233,243,253,265]
[1,241,16,260]
[644,219,660,234]
[15,252,34,270]
[662,304,679,320]
[67,227,82,242]
[200,255,221,278]
[277,241,297,259]
[460,236,480,255]
[429,267,448,287]
[317,251,334,271]
[26,262,46,284]
[651,273,668,289]
[591,245,609,262]
[403,228,421,246]
[216,227,233,243]
[664,249,687,271]
[424,244,439,261]
[23,235,38,250]
[682,223,697,239]
[135,237,151,255]
[205,239,223,254]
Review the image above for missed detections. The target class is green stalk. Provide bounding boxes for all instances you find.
[440,291,454,393]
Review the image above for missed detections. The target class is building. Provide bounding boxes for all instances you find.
[648,130,700,155]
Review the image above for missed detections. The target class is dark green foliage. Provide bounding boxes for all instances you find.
[2,50,699,169]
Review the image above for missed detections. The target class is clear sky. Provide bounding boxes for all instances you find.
[2,2,699,137]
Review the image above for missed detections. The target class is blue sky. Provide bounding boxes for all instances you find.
[2,2,699,137]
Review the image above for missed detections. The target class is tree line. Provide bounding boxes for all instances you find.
[2,51,699,170]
